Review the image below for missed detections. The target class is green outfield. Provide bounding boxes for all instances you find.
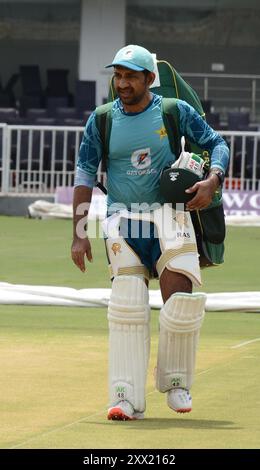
[0,216,259,449]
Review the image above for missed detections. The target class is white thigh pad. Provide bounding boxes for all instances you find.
[156,292,206,392]
[153,204,201,286]
[108,275,150,412]
[106,237,149,280]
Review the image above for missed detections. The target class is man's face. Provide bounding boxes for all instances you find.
[113,66,151,106]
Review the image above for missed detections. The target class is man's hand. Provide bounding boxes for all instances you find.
[71,237,93,273]
[185,174,219,211]
[72,186,93,272]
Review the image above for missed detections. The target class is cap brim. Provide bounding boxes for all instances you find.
[105,60,145,71]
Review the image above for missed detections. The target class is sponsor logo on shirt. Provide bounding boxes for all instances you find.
[131,148,151,169]
[128,148,156,175]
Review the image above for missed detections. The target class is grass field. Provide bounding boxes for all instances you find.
[0,216,259,449]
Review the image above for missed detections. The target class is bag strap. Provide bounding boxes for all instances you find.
[96,98,181,168]
[161,97,181,157]
[95,102,113,172]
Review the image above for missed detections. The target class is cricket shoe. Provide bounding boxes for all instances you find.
[167,388,192,413]
[107,400,144,421]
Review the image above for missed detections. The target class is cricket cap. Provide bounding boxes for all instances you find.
[105,45,155,72]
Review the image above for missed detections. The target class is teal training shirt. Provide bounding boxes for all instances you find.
[76,94,229,212]
[107,94,173,209]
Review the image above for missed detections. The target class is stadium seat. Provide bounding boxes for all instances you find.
[60,117,84,126]
[34,117,57,126]
[206,111,221,129]
[20,65,43,97]
[55,107,77,120]
[46,96,70,117]
[19,95,43,117]
[201,100,212,113]
[75,80,96,116]
[46,69,70,96]
[0,74,18,107]
[0,107,20,124]
[227,111,250,130]
[82,110,92,124]
[46,104,80,125]
[26,108,48,124]
[5,73,19,107]
[19,65,44,116]
[0,92,12,107]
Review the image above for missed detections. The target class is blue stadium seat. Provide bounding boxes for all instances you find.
[206,112,220,129]
[75,80,96,116]
[227,111,250,130]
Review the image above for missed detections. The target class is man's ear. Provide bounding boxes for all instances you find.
[148,72,156,87]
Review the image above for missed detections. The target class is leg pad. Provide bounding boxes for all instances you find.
[108,275,150,412]
[156,292,206,392]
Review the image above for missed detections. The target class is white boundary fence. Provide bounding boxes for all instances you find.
[0,123,260,195]
[0,124,103,195]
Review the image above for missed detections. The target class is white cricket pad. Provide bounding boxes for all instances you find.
[107,275,150,412]
[156,292,206,392]
[153,205,201,286]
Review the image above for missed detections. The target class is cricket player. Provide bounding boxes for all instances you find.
[71,45,229,420]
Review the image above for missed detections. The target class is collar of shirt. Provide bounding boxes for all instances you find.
[117,93,156,116]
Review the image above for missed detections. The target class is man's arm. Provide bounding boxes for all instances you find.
[71,185,93,272]
[177,100,229,210]
[71,111,102,272]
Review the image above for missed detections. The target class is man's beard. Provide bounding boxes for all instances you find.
[117,89,146,106]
